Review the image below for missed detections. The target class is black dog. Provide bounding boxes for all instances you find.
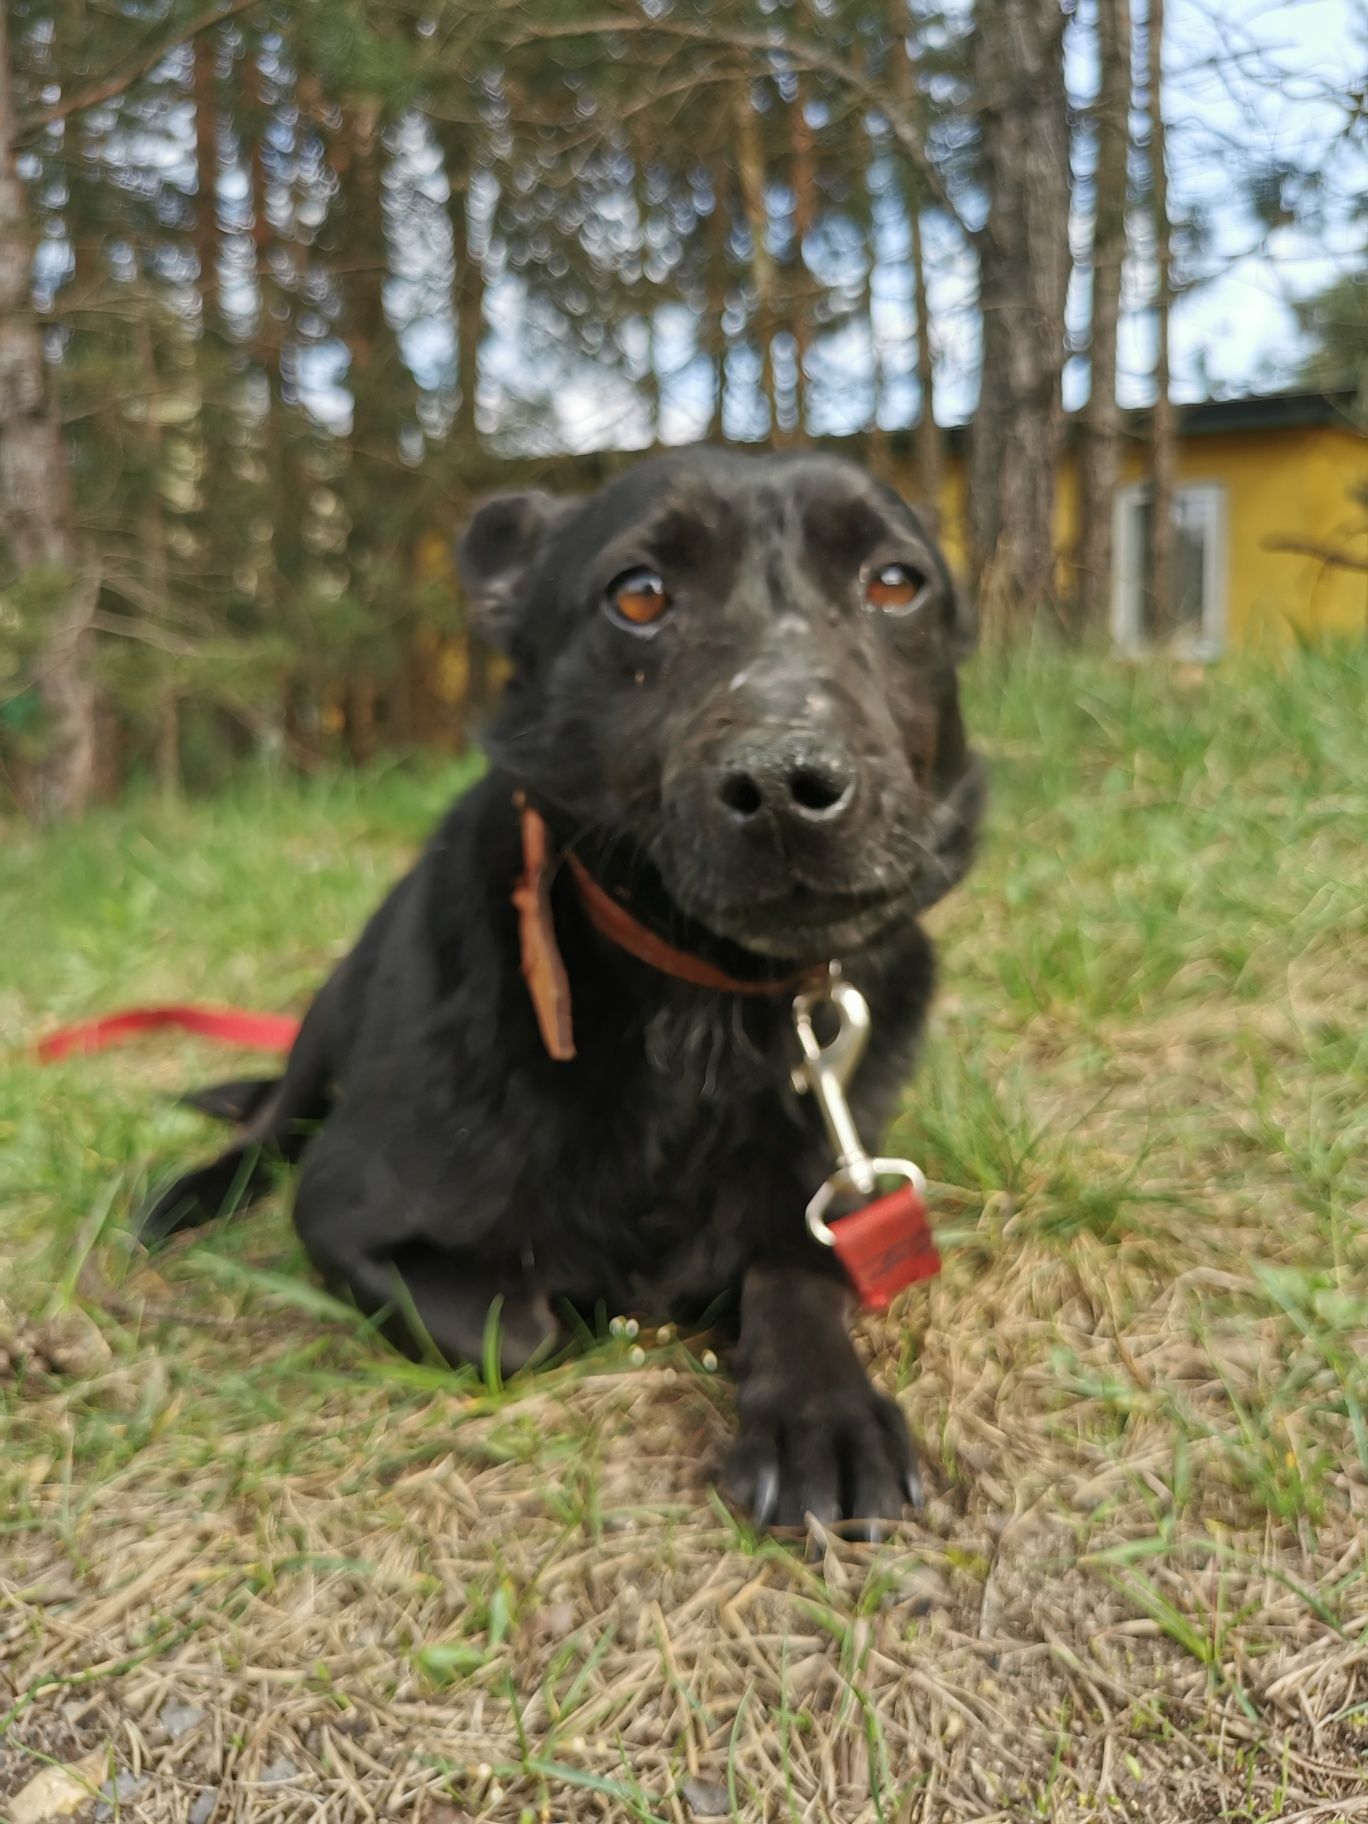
[143,449,984,1528]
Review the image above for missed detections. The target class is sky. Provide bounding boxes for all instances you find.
[1114,0,1364,409]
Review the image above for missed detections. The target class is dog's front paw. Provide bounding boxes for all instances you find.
[723,1373,921,1533]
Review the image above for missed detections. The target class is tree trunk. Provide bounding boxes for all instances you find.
[733,81,777,435]
[863,190,884,454]
[438,121,485,451]
[706,162,730,441]
[334,97,404,506]
[135,315,179,793]
[0,3,96,820]
[628,118,662,442]
[887,8,943,530]
[191,21,233,628]
[788,75,818,440]
[243,34,287,621]
[155,698,180,794]
[345,673,377,765]
[332,96,407,744]
[192,31,220,325]
[968,0,1072,636]
[908,203,941,531]
[453,174,485,448]
[1077,0,1132,633]
[1146,0,1176,643]
[863,68,885,453]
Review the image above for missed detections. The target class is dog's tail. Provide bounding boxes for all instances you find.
[140,980,340,1246]
[180,1075,281,1125]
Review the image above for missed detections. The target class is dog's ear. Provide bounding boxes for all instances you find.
[456,490,571,651]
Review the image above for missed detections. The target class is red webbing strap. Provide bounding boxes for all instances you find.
[35,1005,301,1063]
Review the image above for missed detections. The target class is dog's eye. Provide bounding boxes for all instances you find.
[607,567,671,630]
[865,563,928,614]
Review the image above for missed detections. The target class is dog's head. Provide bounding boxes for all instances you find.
[459,450,984,962]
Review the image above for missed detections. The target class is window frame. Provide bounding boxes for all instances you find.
[1111,481,1228,660]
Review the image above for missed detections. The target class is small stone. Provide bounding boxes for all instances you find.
[701,1350,718,1372]
[22,1574,79,1606]
[681,1776,731,1817]
[629,1346,645,1367]
[656,1325,674,1343]
[893,1564,952,1615]
[527,1600,576,1639]
[260,1757,299,1785]
[9,1755,106,1823]
[33,1308,113,1378]
[100,1356,168,1414]
[159,1700,206,1740]
[188,1788,219,1824]
[624,1318,639,1338]
[95,1771,148,1820]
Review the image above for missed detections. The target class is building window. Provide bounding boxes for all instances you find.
[1112,483,1227,659]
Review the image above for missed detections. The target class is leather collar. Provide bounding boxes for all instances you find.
[513,795,819,1060]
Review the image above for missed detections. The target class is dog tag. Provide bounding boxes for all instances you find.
[827,1182,940,1311]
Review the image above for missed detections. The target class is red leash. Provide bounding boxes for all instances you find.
[35,1005,301,1063]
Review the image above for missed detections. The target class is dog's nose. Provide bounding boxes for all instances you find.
[716,742,858,831]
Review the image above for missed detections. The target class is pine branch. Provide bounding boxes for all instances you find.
[478,5,978,245]
[1262,536,1368,574]
[16,0,261,142]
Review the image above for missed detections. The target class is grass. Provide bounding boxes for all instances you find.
[1,643,1366,1822]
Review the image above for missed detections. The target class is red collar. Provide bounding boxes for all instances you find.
[513,797,816,1060]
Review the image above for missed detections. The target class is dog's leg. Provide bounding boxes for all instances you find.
[293,1136,558,1377]
[723,1261,919,1531]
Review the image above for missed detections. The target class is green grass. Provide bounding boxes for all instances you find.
[1,643,1366,1823]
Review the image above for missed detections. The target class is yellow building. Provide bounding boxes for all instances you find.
[913,388,1365,656]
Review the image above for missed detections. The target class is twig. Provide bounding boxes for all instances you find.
[1261,535,1368,574]
[482,7,976,244]
[16,0,261,142]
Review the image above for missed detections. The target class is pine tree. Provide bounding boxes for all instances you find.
[0,0,95,818]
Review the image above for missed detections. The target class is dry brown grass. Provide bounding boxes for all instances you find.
[3,650,1366,1821]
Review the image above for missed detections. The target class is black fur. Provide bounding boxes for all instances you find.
[178,1076,279,1124]
[142,448,984,1528]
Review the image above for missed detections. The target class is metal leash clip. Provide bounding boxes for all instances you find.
[792,966,927,1247]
